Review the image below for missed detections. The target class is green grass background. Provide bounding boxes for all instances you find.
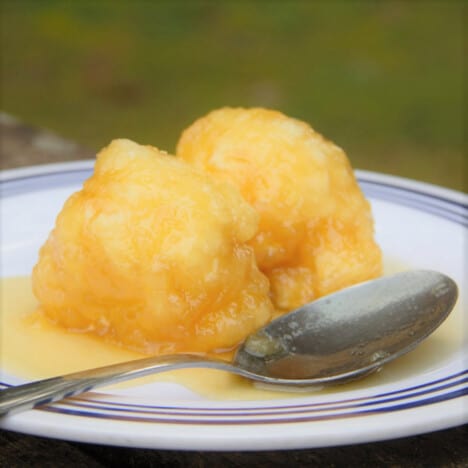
[1,1,465,190]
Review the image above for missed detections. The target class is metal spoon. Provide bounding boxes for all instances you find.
[0,270,458,416]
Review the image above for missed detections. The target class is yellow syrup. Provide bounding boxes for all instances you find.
[0,266,464,401]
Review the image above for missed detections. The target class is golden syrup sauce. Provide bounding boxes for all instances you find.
[0,262,464,401]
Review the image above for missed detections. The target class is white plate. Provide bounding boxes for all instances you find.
[0,161,467,450]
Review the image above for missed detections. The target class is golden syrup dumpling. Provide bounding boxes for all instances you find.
[32,139,273,354]
[176,108,382,310]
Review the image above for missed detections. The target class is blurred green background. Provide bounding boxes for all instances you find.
[1,1,464,190]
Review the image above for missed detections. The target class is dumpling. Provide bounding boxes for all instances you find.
[177,107,382,310]
[32,139,273,354]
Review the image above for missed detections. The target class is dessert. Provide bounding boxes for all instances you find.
[32,139,274,354]
[177,107,382,310]
[32,107,382,356]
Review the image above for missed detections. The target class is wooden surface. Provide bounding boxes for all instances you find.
[1,115,467,467]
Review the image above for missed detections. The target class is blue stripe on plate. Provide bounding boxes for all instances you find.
[40,386,468,425]
[51,369,468,414]
[359,178,467,211]
[359,180,467,226]
[2,169,466,225]
[41,373,468,418]
[2,371,466,419]
[2,370,467,412]
[0,169,93,197]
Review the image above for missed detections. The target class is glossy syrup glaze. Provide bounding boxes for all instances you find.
[1,267,463,401]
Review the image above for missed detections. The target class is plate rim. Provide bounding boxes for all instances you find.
[1,161,467,450]
[1,159,467,203]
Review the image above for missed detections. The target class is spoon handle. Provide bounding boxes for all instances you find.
[0,354,237,417]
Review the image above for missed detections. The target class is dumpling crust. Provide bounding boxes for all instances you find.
[32,139,273,354]
[177,107,382,310]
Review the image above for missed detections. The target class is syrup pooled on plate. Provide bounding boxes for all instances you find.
[1,268,464,401]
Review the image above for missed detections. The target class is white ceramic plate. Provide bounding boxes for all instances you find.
[1,161,467,450]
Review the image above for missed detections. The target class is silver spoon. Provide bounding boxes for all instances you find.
[0,270,457,416]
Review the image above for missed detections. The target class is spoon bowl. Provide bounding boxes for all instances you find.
[235,269,458,383]
[0,270,458,416]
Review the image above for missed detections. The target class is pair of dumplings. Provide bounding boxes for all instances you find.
[32,108,382,355]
